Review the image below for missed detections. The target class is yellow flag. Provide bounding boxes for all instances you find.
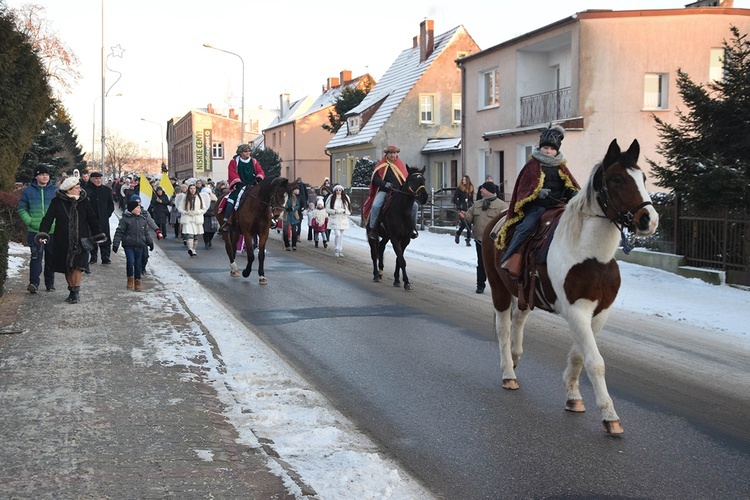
[139,175,153,211]
[159,173,174,197]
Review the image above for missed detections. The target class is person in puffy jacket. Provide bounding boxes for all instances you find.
[17,166,58,293]
[112,200,154,292]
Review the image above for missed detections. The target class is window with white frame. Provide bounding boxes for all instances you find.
[709,48,725,83]
[479,68,500,108]
[644,73,668,109]
[431,161,448,190]
[478,149,490,182]
[212,142,224,159]
[347,115,361,134]
[452,93,461,124]
[419,94,435,124]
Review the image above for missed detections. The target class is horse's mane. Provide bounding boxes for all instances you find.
[256,175,286,200]
[557,163,600,239]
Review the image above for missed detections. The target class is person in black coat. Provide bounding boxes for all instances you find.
[36,176,106,304]
[85,172,115,264]
[148,186,171,235]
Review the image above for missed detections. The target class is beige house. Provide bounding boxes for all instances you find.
[458,4,750,198]
[264,71,375,187]
[326,20,480,190]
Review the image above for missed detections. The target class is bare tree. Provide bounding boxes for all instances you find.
[105,131,140,180]
[11,4,81,95]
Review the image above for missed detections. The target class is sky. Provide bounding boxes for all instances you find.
[7,0,750,158]
[6,217,749,498]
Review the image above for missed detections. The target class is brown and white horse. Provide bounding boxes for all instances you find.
[483,139,658,435]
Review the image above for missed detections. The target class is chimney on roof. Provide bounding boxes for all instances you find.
[420,19,434,63]
[279,93,291,118]
[325,77,340,91]
[207,103,215,114]
[413,36,418,49]
[340,70,352,83]
[229,108,237,120]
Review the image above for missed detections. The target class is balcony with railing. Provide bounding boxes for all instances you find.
[520,87,573,127]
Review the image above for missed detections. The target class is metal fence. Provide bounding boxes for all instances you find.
[638,203,750,284]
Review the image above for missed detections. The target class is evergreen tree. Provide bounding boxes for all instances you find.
[0,4,52,189]
[352,157,375,187]
[16,102,84,184]
[648,26,750,214]
[252,147,282,178]
[322,85,371,134]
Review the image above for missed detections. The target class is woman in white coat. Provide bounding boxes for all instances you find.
[325,184,351,257]
[178,183,209,256]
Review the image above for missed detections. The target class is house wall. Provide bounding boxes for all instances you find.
[462,8,750,198]
[371,29,480,187]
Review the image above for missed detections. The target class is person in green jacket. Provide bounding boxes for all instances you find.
[17,166,57,293]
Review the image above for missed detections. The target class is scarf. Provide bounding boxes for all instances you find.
[482,195,498,211]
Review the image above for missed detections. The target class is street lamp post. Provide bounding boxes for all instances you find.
[93,93,121,169]
[203,43,245,145]
[140,118,165,170]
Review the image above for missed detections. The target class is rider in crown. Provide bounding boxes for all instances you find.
[497,125,580,277]
[220,143,265,232]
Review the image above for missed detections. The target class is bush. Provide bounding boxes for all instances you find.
[0,189,25,296]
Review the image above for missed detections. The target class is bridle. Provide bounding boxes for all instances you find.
[593,163,653,254]
[392,173,427,202]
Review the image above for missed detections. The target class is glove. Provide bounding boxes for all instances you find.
[35,232,50,245]
[148,243,154,251]
[384,182,393,190]
[92,232,107,244]
[538,188,551,199]
[155,230,163,240]
[112,245,119,253]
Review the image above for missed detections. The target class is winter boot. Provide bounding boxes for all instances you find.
[65,286,80,304]
[315,241,319,248]
[134,279,142,292]
[127,276,134,290]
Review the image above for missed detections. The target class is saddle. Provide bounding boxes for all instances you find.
[509,206,565,312]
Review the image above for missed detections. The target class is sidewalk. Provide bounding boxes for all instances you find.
[0,250,295,498]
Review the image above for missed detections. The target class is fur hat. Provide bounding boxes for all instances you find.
[480,181,497,194]
[90,171,103,178]
[384,145,400,153]
[539,125,565,151]
[333,184,344,192]
[33,166,50,177]
[316,199,324,207]
[126,200,139,212]
[59,176,80,192]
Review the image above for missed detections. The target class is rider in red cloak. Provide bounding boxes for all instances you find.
[363,145,417,239]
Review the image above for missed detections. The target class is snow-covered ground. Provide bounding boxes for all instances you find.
[6,218,747,498]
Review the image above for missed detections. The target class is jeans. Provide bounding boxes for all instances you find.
[369,191,419,229]
[502,204,546,260]
[124,246,144,279]
[27,232,54,288]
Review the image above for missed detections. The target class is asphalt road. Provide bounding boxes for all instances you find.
[158,231,750,499]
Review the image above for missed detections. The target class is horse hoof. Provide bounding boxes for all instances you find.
[230,270,241,277]
[404,283,412,291]
[602,420,624,435]
[373,276,380,282]
[259,277,268,285]
[565,399,586,413]
[242,270,251,278]
[502,379,519,390]
[393,282,400,287]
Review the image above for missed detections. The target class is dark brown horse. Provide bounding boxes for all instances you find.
[483,139,659,434]
[217,176,290,283]
[366,166,428,290]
